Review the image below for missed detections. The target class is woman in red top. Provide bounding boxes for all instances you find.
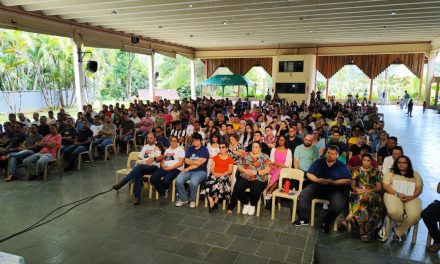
[202,142,234,213]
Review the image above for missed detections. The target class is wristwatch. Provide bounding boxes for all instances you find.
[394,192,400,197]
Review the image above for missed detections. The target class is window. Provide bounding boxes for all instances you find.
[279,61,304,72]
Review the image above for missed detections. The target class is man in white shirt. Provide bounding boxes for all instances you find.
[130,111,141,125]
[90,116,103,138]
[113,133,164,205]
[382,146,403,176]
[150,135,185,198]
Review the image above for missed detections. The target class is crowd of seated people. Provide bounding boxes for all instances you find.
[1,95,439,252]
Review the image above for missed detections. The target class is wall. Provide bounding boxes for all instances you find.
[0,90,93,113]
[272,54,316,104]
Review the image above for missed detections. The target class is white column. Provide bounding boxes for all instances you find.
[425,51,437,106]
[72,39,85,111]
[147,53,155,101]
[190,59,196,100]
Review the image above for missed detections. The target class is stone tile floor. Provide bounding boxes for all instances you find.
[0,105,439,264]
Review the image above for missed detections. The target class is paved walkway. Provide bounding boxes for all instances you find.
[0,105,438,264]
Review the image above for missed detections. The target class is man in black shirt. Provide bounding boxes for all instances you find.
[286,127,303,157]
[246,131,270,156]
[377,136,398,165]
[60,118,77,152]
[63,120,93,170]
[116,112,135,151]
[38,116,50,136]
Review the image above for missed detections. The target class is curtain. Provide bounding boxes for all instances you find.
[316,53,425,79]
[204,58,272,77]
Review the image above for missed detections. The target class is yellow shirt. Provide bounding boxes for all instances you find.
[232,123,240,131]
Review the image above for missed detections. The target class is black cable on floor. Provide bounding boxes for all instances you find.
[0,188,114,244]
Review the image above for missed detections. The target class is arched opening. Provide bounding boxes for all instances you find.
[373,64,418,103]
[328,65,370,100]
[244,66,272,99]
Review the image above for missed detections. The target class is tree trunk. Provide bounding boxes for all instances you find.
[126,53,134,99]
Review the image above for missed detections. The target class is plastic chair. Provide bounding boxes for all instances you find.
[104,137,118,161]
[77,141,94,171]
[385,214,419,244]
[43,147,63,181]
[311,199,339,232]
[271,168,304,223]
[114,152,140,192]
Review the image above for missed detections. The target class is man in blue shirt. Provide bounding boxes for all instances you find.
[175,133,209,208]
[294,145,351,233]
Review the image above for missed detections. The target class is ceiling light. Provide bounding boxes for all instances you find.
[309,30,313,33]
[158,25,163,29]
[391,11,397,15]
[223,21,227,25]
[111,10,117,15]
[189,4,193,8]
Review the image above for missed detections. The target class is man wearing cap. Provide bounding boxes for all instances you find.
[175,133,210,208]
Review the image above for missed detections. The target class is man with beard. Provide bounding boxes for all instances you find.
[286,127,303,157]
[294,134,319,172]
[294,146,351,233]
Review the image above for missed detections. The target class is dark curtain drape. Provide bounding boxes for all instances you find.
[203,58,272,77]
[316,53,425,79]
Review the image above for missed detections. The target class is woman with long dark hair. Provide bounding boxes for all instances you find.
[383,155,423,241]
[239,124,253,148]
[343,153,383,241]
[266,136,292,200]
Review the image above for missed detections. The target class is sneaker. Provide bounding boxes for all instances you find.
[323,203,329,210]
[247,206,256,216]
[321,222,330,234]
[293,219,310,226]
[175,200,188,207]
[265,193,272,200]
[164,190,169,200]
[189,202,196,208]
[242,204,250,214]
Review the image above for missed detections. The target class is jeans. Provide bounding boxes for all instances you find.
[175,170,207,202]
[422,200,440,244]
[233,176,266,206]
[119,164,158,198]
[8,150,35,176]
[23,153,53,175]
[93,138,113,155]
[150,168,181,196]
[116,135,134,150]
[63,145,88,167]
[297,183,349,224]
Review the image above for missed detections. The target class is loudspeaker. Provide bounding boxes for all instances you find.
[86,61,98,73]
[131,36,140,44]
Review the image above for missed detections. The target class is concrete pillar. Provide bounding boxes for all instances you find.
[72,38,85,111]
[425,52,437,106]
[147,53,155,101]
[190,59,196,100]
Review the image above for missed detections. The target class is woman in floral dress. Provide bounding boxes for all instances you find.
[345,153,383,241]
[202,142,234,213]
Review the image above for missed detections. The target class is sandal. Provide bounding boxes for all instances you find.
[360,234,369,242]
[5,175,15,182]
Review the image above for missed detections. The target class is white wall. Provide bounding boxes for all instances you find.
[272,54,316,104]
